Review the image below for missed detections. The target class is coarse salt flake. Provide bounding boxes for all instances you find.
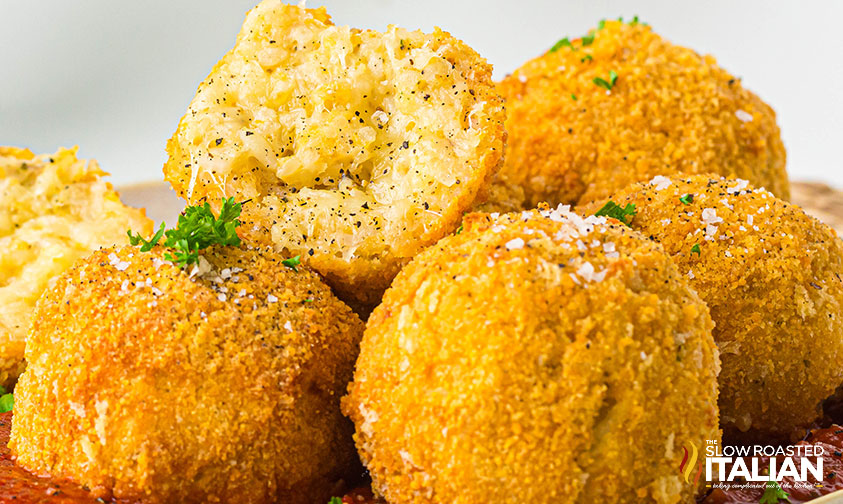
[735,109,753,122]
[727,179,750,195]
[505,238,525,250]
[701,208,723,225]
[649,175,672,191]
[576,262,608,283]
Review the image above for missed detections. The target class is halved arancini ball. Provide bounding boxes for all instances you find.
[163,1,506,314]
[590,174,843,441]
[343,206,720,503]
[10,245,364,504]
[487,19,787,211]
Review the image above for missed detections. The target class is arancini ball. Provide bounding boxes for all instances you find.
[164,1,506,314]
[591,174,843,441]
[10,245,364,504]
[343,206,720,503]
[488,19,788,210]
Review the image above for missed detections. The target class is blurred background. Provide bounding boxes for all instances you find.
[1,0,841,188]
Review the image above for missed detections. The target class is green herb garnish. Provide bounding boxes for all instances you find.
[679,194,694,205]
[328,498,343,504]
[581,33,595,46]
[581,54,593,63]
[456,222,464,235]
[594,201,636,226]
[550,37,572,52]
[571,93,578,101]
[597,17,646,30]
[127,197,243,268]
[759,480,790,504]
[691,243,701,256]
[128,222,166,252]
[282,255,301,272]
[593,70,619,91]
[0,393,13,413]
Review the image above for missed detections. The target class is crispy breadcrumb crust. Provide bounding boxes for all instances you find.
[163,1,506,314]
[343,206,720,503]
[589,175,843,440]
[10,246,364,504]
[0,147,152,390]
[489,20,788,210]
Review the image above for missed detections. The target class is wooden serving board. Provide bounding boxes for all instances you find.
[791,181,843,235]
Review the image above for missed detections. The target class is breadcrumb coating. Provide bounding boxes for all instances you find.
[344,206,720,503]
[589,175,843,441]
[0,147,152,390]
[489,19,788,210]
[10,246,364,503]
[164,1,506,314]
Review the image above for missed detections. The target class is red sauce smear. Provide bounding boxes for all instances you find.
[0,412,138,503]
[341,486,383,503]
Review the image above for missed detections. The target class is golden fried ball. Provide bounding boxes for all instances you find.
[0,147,153,390]
[343,206,720,503]
[10,245,364,503]
[488,19,788,211]
[590,174,843,440]
[164,1,506,314]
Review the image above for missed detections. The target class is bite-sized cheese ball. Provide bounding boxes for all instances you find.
[592,175,843,441]
[164,1,506,314]
[343,206,720,503]
[489,19,788,210]
[10,245,364,504]
[0,147,152,389]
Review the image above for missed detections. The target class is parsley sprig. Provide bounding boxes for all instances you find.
[593,70,619,91]
[598,16,645,30]
[759,480,790,503]
[0,386,13,413]
[594,201,636,226]
[282,255,301,272]
[328,498,343,504]
[127,197,243,268]
[550,37,573,52]
[549,28,597,53]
